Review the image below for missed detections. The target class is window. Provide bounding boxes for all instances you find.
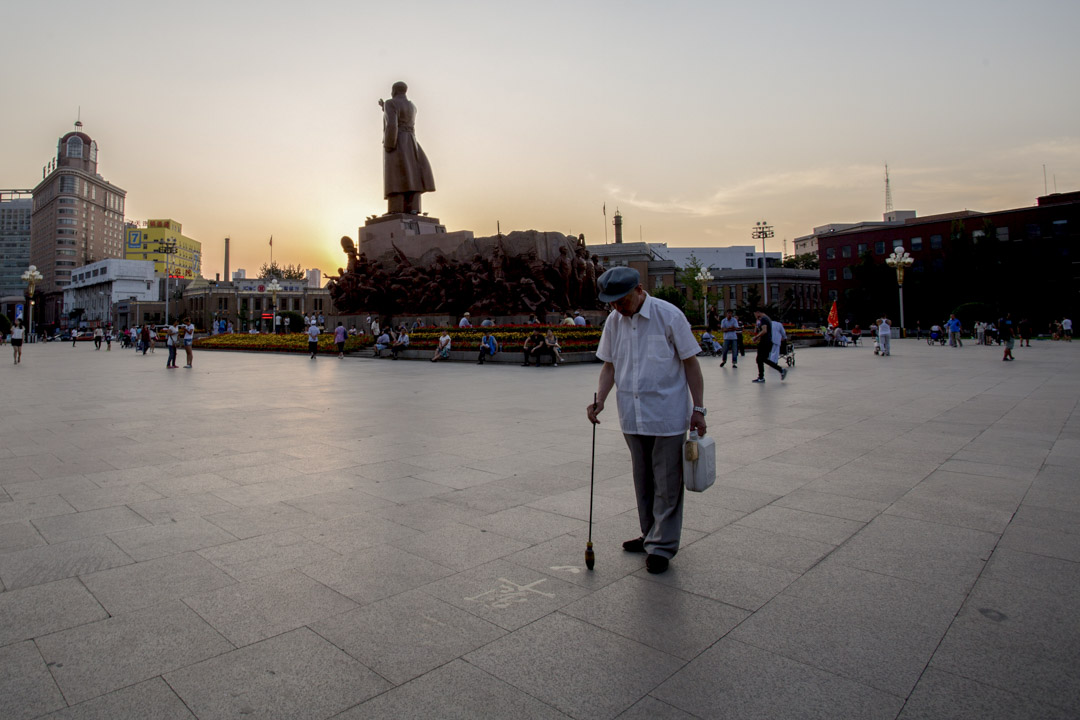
[930,234,942,250]
[823,247,835,260]
[841,245,851,258]
[60,197,75,205]
[728,286,735,300]
[892,239,904,249]
[827,269,836,280]
[66,136,83,158]
[1053,220,1068,237]
[875,241,886,255]
[911,237,923,251]
[996,227,1009,242]
[972,230,985,242]
[1026,223,1041,240]
[842,266,853,280]
[828,289,838,301]
[100,267,107,275]
[745,259,755,268]
[857,243,868,256]
[60,176,76,193]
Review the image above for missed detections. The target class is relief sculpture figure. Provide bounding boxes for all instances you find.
[381,81,435,215]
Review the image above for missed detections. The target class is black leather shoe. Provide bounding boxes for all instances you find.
[622,537,646,553]
[646,554,669,574]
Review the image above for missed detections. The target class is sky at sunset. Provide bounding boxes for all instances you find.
[2,0,1077,281]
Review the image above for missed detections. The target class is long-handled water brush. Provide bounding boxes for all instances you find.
[586,393,597,570]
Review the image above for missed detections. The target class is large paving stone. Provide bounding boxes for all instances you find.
[300,544,455,605]
[420,558,588,631]
[730,561,966,697]
[389,521,531,572]
[165,628,389,719]
[465,612,684,720]
[35,600,234,705]
[0,640,66,720]
[38,677,195,720]
[107,517,238,561]
[560,574,747,660]
[184,568,356,646]
[653,638,902,720]
[32,505,150,544]
[0,578,108,646]
[898,667,1072,720]
[0,536,133,590]
[197,530,341,581]
[312,588,505,685]
[80,552,235,615]
[338,659,567,719]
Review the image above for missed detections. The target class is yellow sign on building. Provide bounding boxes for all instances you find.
[124,219,202,278]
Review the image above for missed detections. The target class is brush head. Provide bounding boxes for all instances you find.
[585,541,595,570]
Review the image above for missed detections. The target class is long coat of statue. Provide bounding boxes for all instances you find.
[383,90,435,198]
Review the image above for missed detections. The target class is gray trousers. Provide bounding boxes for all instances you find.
[879,334,891,355]
[624,433,685,559]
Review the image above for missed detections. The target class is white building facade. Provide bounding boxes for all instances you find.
[62,258,157,326]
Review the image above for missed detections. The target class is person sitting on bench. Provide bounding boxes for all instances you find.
[477,331,498,364]
[390,327,410,358]
[522,329,545,366]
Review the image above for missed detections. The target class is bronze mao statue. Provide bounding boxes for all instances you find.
[380,81,435,215]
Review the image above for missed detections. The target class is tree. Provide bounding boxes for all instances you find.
[258,261,306,280]
[676,254,709,324]
[653,286,687,314]
[782,253,819,270]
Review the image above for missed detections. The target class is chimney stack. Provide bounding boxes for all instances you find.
[224,237,230,282]
[613,210,623,244]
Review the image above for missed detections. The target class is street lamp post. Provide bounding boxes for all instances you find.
[694,268,711,325]
[886,248,914,337]
[752,221,774,307]
[21,265,43,341]
[160,238,178,324]
[267,278,282,334]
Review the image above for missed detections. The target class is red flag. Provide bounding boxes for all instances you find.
[268,236,273,247]
[827,300,839,327]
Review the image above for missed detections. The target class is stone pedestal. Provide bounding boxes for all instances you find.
[359,214,474,267]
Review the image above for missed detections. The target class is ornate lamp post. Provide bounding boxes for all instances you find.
[752,221,774,306]
[21,265,43,339]
[694,268,711,325]
[886,248,914,336]
[160,238,178,324]
[267,278,282,334]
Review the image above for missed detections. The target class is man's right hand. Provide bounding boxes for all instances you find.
[586,398,604,425]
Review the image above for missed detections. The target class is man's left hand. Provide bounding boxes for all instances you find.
[690,411,707,437]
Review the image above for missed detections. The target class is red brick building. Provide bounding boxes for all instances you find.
[815,193,1079,330]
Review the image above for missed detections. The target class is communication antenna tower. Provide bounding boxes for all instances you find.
[884,163,893,213]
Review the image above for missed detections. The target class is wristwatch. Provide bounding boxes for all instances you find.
[693,406,707,416]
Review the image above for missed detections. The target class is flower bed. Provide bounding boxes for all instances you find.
[403,325,602,352]
[193,333,373,354]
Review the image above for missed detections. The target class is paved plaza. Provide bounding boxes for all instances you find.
[1,338,1078,719]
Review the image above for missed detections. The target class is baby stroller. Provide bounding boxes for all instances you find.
[698,332,720,357]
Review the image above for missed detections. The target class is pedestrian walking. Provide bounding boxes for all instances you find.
[587,267,706,575]
[718,309,740,368]
[10,319,24,364]
[182,317,194,368]
[140,324,151,355]
[1063,317,1073,342]
[93,326,103,350]
[307,321,320,359]
[877,315,892,356]
[334,322,347,358]
[751,311,787,382]
[1001,315,1016,361]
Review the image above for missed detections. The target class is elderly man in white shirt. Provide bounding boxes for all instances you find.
[587,267,707,575]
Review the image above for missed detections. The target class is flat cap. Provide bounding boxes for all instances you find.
[597,267,640,302]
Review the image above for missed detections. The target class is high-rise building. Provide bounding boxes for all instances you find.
[0,190,33,299]
[124,219,202,279]
[30,122,127,327]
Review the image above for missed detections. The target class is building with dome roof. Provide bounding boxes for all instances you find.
[30,121,128,329]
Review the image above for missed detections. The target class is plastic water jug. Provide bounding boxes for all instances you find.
[682,430,716,492]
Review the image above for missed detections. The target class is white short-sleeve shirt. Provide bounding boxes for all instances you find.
[595,294,700,436]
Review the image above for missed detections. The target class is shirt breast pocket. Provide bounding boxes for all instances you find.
[647,335,673,361]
